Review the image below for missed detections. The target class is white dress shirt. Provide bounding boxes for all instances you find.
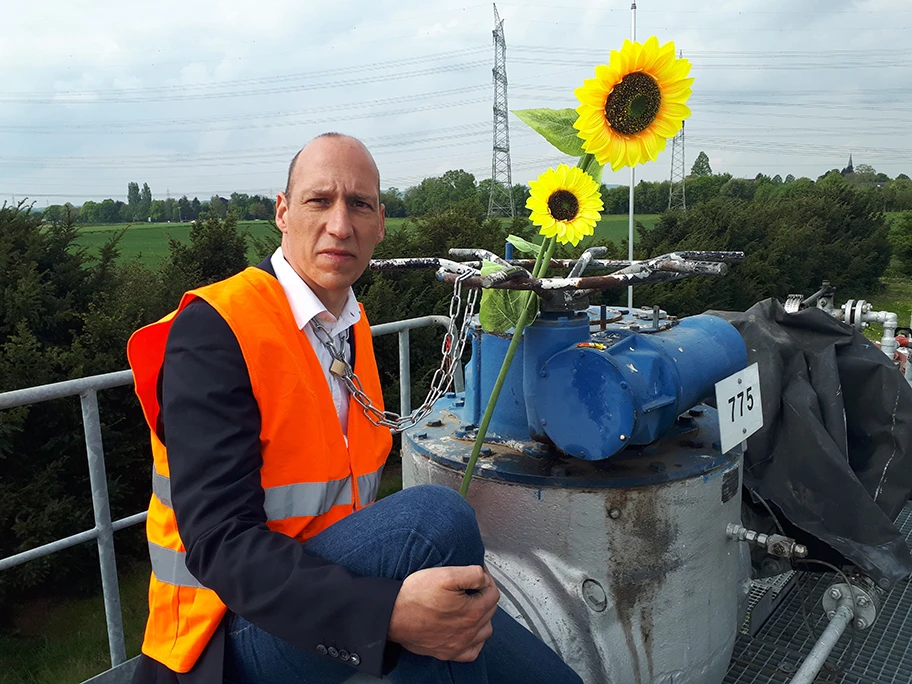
[271,247,361,439]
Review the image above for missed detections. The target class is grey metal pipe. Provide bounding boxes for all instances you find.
[568,246,608,278]
[399,329,411,416]
[82,389,127,668]
[788,604,854,684]
[0,370,133,409]
[0,512,148,571]
[369,315,450,337]
[112,512,148,532]
[0,527,101,571]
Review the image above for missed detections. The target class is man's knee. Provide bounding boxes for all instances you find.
[396,484,484,566]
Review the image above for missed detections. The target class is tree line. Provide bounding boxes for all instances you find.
[601,154,912,215]
[44,188,277,225]
[41,153,912,226]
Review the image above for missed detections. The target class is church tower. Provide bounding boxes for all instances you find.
[841,153,854,176]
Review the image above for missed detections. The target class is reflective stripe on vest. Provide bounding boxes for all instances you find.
[151,468,386,518]
[148,465,384,587]
[152,467,171,508]
[357,470,383,506]
[149,541,205,588]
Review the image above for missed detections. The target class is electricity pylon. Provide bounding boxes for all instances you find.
[487,4,515,218]
[668,120,686,211]
[667,49,687,212]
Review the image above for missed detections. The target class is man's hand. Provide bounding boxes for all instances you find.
[387,565,500,662]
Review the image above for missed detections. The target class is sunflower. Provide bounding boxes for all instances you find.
[526,165,603,247]
[574,36,693,171]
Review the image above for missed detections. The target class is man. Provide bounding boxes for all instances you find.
[128,133,583,683]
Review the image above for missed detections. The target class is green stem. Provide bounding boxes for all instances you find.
[459,237,557,497]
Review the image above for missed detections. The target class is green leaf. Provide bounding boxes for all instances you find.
[506,234,542,255]
[478,261,529,334]
[577,153,604,185]
[512,108,585,157]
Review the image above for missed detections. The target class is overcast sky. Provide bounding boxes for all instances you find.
[1,0,909,205]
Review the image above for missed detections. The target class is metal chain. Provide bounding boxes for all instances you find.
[310,271,479,433]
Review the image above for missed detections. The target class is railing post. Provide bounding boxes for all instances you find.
[398,329,411,416]
[81,389,127,667]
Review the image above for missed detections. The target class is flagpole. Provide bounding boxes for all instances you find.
[627,1,637,309]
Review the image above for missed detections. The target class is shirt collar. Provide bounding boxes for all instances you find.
[270,247,361,333]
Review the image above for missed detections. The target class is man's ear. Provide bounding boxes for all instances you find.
[275,192,290,235]
[378,203,387,243]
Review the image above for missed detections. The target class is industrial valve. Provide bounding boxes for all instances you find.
[726,523,808,560]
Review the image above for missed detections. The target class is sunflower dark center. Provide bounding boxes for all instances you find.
[605,71,661,135]
[548,189,579,221]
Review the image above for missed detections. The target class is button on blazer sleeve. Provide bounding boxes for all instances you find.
[161,299,402,677]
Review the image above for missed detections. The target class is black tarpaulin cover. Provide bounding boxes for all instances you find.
[710,298,912,587]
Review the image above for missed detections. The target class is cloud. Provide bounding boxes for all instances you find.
[1,0,910,203]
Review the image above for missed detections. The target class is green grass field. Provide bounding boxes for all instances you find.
[73,215,660,268]
[73,220,283,268]
[864,276,912,341]
[0,566,149,684]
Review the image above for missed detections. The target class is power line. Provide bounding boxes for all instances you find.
[0,86,490,133]
[0,61,490,105]
[0,46,489,99]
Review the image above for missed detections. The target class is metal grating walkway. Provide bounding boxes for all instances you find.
[725,504,912,683]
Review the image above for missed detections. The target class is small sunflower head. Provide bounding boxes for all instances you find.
[574,36,694,171]
[526,165,604,247]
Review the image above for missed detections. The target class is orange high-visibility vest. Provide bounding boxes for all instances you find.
[127,267,392,673]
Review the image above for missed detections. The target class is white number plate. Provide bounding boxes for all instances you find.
[715,362,763,454]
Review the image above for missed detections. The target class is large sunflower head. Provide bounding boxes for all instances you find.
[574,36,693,172]
[526,164,604,247]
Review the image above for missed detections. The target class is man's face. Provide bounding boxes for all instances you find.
[275,137,386,310]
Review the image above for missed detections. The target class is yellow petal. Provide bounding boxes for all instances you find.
[607,134,626,167]
[648,47,676,76]
[650,115,680,137]
[637,36,659,70]
[666,59,692,81]
[576,86,607,109]
[668,75,695,90]
[664,102,692,120]
[596,62,621,90]
[625,137,644,167]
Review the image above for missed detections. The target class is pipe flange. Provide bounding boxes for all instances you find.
[842,299,869,331]
[854,300,868,331]
[821,578,880,629]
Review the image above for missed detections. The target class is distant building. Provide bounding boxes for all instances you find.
[841,153,854,176]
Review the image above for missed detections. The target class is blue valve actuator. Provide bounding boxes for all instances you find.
[526,313,746,460]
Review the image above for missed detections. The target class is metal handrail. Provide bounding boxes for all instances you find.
[0,314,455,675]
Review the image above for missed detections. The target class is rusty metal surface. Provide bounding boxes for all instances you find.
[403,409,750,684]
[439,268,690,291]
[368,257,478,275]
[371,251,744,294]
[674,251,745,264]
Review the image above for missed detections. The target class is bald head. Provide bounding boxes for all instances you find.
[274,132,386,317]
[285,133,380,197]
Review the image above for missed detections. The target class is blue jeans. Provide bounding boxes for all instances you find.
[224,484,582,684]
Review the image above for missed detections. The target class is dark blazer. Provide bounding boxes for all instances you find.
[132,258,401,684]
